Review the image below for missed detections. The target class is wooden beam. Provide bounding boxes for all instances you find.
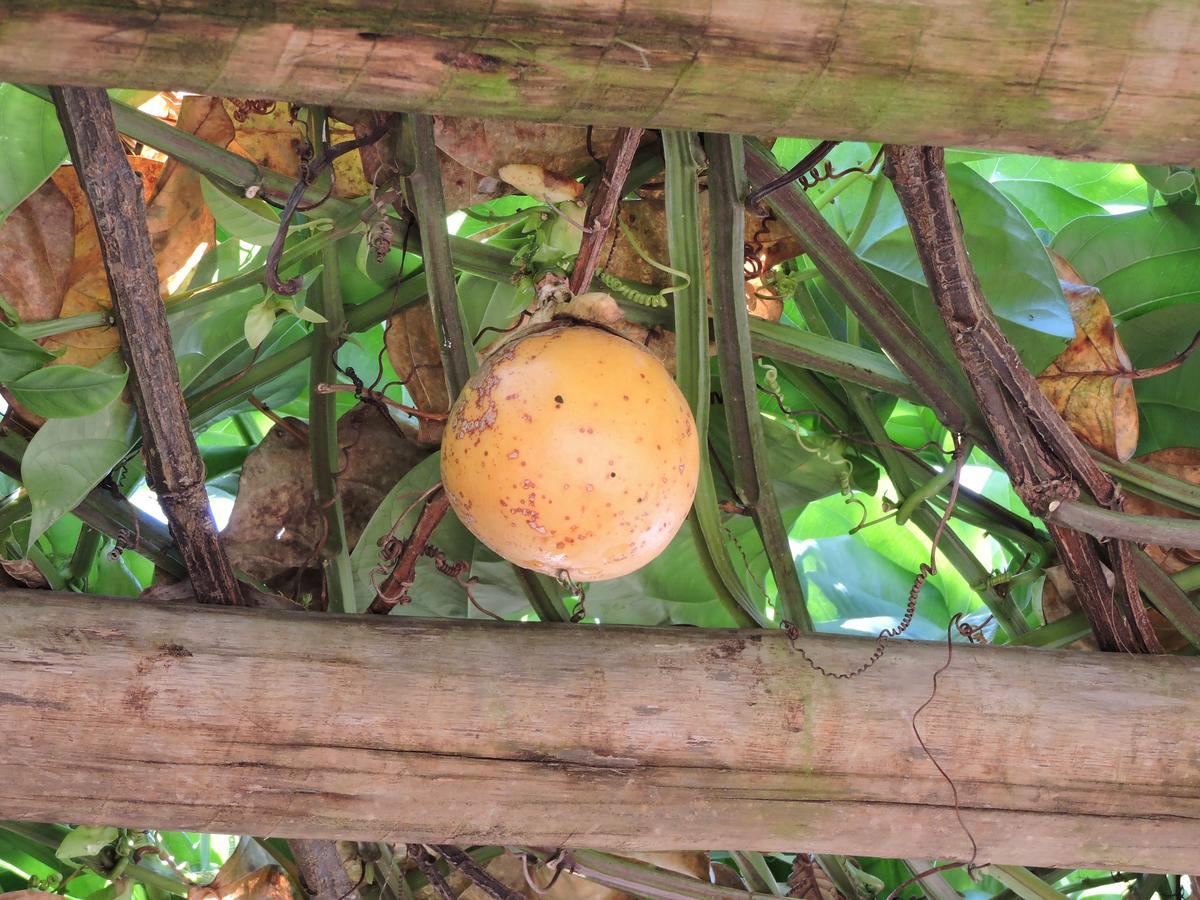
[1,589,1197,871]
[1,2,1199,164]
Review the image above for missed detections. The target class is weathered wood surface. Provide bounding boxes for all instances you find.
[1,589,1198,871]
[3,2,1200,163]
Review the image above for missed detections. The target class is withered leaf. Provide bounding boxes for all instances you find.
[385,303,450,447]
[1037,251,1138,461]
[0,178,74,324]
[0,557,51,589]
[221,404,427,600]
[224,100,369,199]
[435,117,622,181]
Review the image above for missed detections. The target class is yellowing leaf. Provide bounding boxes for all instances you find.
[498,163,584,203]
[1036,251,1138,461]
[223,100,368,198]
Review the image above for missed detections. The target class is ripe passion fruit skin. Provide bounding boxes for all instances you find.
[440,322,699,581]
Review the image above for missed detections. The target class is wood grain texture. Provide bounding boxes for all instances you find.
[3,2,1200,163]
[1,589,1198,871]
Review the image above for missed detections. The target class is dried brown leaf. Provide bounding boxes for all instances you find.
[0,178,74,323]
[1037,252,1138,461]
[0,558,50,589]
[499,163,584,204]
[44,98,225,367]
[188,865,291,900]
[221,404,427,598]
[435,117,621,180]
[386,304,451,447]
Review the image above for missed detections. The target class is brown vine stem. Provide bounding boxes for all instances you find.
[571,126,645,295]
[51,86,242,606]
[882,144,1160,654]
[433,845,524,900]
[368,486,451,613]
[315,383,449,420]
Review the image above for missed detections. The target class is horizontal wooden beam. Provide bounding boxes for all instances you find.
[1,589,1197,870]
[1,3,1199,164]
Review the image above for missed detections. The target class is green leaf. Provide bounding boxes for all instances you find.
[968,153,1148,208]
[23,393,136,545]
[856,163,1073,371]
[793,490,979,638]
[171,287,265,391]
[1052,205,1200,452]
[0,86,156,225]
[243,300,276,350]
[7,359,128,418]
[0,320,57,381]
[990,179,1107,233]
[200,176,286,246]
[55,825,119,860]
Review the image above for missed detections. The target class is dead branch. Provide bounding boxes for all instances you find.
[50,86,241,606]
[882,144,1159,653]
[571,126,645,294]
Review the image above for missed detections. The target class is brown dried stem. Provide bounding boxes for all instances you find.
[51,85,241,606]
[882,144,1159,654]
[368,486,451,613]
[571,126,645,295]
[433,846,524,900]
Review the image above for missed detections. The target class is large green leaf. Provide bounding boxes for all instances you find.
[0,83,74,224]
[22,393,136,545]
[967,153,1148,209]
[855,163,1072,372]
[0,85,155,225]
[1052,206,1200,452]
[793,492,985,640]
[7,358,128,418]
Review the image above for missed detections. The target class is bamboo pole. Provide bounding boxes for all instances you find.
[2,2,1200,163]
[1,589,1197,871]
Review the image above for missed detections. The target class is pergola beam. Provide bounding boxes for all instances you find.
[1,589,1197,872]
[1,2,1200,163]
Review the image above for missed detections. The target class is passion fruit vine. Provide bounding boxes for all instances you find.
[440,321,699,581]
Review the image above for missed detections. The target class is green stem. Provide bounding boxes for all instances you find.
[404,112,473,396]
[309,238,356,613]
[1173,562,1200,593]
[187,275,428,426]
[664,129,760,628]
[744,138,980,438]
[536,849,779,900]
[812,169,867,210]
[846,174,887,251]
[1089,447,1200,515]
[730,851,783,895]
[707,133,811,630]
[1006,611,1090,648]
[983,866,1069,900]
[65,523,103,589]
[1049,500,1200,550]
[749,318,920,401]
[845,388,1029,637]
